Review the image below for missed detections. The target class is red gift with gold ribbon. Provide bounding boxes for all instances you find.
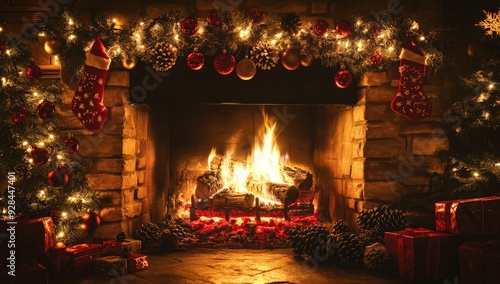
[46,243,102,278]
[435,196,500,236]
[384,228,458,282]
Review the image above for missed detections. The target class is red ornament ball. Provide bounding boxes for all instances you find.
[36,100,56,119]
[47,167,69,188]
[248,8,264,23]
[64,137,80,155]
[313,19,329,36]
[281,49,301,71]
[207,9,222,26]
[30,145,50,166]
[82,212,101,232]
[26,63,42,83]
[10,105,27,123]
[181,18,199,35]
[334,69,353,89]
[214,52,236,75]
[370,51,383,65]
[335,20,352,37]
[186,51,205,71]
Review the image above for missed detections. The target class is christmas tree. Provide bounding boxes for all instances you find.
[0,21,102,244]
[430,9,500,200]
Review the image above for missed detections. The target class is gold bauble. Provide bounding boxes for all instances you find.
[44,39,62,55]
[300,54,314,67]
[236,57,257,80]
[281,49,301,70]
[122,57,137,70]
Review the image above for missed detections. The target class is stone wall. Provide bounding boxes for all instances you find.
[59,64,156,239]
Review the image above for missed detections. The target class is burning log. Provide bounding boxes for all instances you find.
[246,181,299,205]
[195,171,223,200]
[211,190,255,210]
[209,154,313,191]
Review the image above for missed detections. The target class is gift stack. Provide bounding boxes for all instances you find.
[94,232,148,277]
[0,217,56,283]
[435,196,500,284]
[45,242,103,278]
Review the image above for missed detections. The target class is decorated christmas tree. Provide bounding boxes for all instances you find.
[0,21,102,244]
[430,9,500,200]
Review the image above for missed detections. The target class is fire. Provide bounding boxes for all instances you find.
[208,114,289,206]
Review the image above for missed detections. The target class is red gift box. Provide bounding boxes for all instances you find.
[47,243,102,278]
[15,217,56,260]
[127,253,148,273]
[384,228,458,283]
[103,239,142,256]
[459,240,500,284]
[435,196,500,236]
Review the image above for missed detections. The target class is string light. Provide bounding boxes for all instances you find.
[2,208,6,214]
[28,158,33,163]
[488,83,494,90]
[57,154,63,160]
[61,212,68,218]
[174,34,179,41]
[495,162,500,167]
[69,196,77,202]
[140,21,144,26]
[38,32,45,37]
[473,172,480,178]
[0,27,3,33]
[38,141,45,147]
[239,28,250,39]
[68,34,76,41]
[58,231,65,238]
[33,91,38,97]
[1,77,5,84]
[388,46,395,52]
[274,33,282,39]
[134,32,141,39]
[22,141,28,146]
[197,27,204,35]
[452,167,458,172]
[112,18,117,23]
[49,134,55,139]
[5,49,11,56]
[419,35,425,41]
[68,18,74,26]
[410,21,419,30]
[355,20,362,27]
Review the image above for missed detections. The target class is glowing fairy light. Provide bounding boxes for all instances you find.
[69,196,77,202]
[274,32,282,39]
[270,39,277,45]
[239,28,250,39]
[488,83,494,90]
[140,22,145,26]
[33,91,38,97]
[49,134,55,139]
[38,32,45,37]
[22,141,28,146]
[5,49,11,56]
[356,41,364,51]
[68,34,76,41]
[355,20,362,27]
[1,77,5,84]
[134,32,141,39]
[28,158,33,164]
[452,167,458,172]
[112,18,117,23]
[2,208,6,214]
[174,34,179,41]
[0,27,3,32]
[57,154,63,160]
[495,162,500,167]
[68,18,74,26]
[419,35,425,41]
[61,212,68,218]
[38,142,45,147]
[139,44,145,49]
[473,172,480,178]
[410,21,419,30]
[388,46,395,52]
[58,231,65,238]
[198,27,204,34]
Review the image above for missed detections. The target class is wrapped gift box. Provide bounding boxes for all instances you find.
[103,239,142,256]
[46,243,102,278]
[384,228,458,283]
[435,196,500,236]
[127,253,148,273]
[16,217,56,260]
[94,256,128,277]
[459,240,500,284]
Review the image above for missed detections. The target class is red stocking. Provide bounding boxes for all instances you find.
[390,37,432,120]
[71,36,110,133]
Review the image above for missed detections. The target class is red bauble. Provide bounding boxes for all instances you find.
[186,51,205,70]
[207,9,222,26]
[47,167,69,188]
[281,49,301,70]
[26,63,42,83]
[248,8,264,23]
[334,69,353,88]
[370,51,383,65]
[64,137,80,154]
[214,52,236,75]
[36,100,56,119]
[335,20,352,37]
[30,145,50,166]
[82,212,101,232]
[10,105,27,123]
[181,18,199,35]
[313,19,329,36]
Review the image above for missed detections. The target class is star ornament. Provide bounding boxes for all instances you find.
[476,9,500,36]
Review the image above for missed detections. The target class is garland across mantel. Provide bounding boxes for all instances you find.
[30,8,443,84]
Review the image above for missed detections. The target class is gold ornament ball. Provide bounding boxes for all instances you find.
[122,57,137,70]
[44,39,62,55]
[300,54,314,67]
[236,57,257,80]
[281,49,301,70]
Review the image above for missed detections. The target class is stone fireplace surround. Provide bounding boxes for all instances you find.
[53,0,449,240]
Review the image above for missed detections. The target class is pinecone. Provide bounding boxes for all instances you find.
[280,12,301,34]
[150,42,177,72]
[337,233,364,266]
[358,229,384,247]
[116,231,126,242]
[356,205,388,231]
[119,247,131,258]
[363,242,390,271]
[374,208,411,234]
[136,222,162,248]
[326,234,340,263]
[250,42,279,70]
[161,217,196,244]
[332,220,350,236]
[289,225,330,261]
